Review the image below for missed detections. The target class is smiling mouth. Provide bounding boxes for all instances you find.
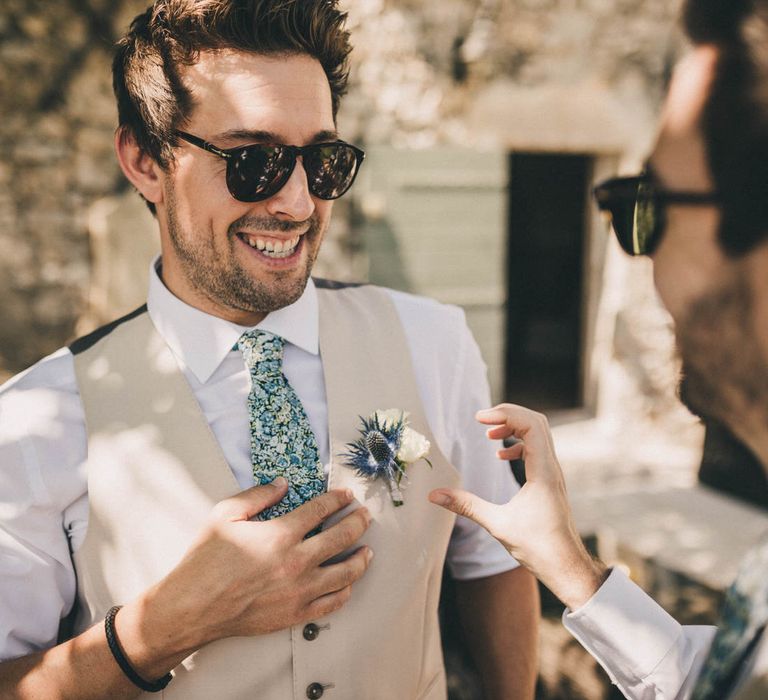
[237,233,302,259]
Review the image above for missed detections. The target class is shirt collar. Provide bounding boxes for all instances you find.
[146,256,319,384]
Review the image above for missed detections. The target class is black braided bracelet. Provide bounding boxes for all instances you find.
[104,605,173,693]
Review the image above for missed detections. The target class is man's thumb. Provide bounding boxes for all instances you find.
[428,488,495,529]
[213,477,289,521]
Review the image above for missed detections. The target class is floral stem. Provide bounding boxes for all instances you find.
[388,478,404,507]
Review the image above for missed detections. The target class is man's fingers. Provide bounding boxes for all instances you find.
[309,546,372,598]
[305,585,354,620]
[498,441,525,461]
[304,507,371,565]
[476,404,556,480]
[477,404,550,439]
[280,488,356,536]
[486,424,513,440]
[428,488,498,531]
[476,405,517,426]
[211,477,289,522]
[304,545,375,619]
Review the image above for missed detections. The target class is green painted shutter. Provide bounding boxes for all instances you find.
[357,147,507,401]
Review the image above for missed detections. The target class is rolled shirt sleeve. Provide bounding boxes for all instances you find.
[0,349,84,660]
[563,567,716,699]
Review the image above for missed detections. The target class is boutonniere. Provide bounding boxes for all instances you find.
[342,409,431,506]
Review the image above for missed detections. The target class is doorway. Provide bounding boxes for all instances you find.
[505,153,590,410]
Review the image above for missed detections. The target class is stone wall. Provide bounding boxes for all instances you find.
[0,0,147,379]
[342,0,682,153]
[1,0,684,380]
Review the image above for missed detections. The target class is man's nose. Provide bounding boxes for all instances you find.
[264,159,315,222]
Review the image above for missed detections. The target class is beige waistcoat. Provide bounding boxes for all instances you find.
[71,284,460,700]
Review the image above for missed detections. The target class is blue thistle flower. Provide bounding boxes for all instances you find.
[342,412,407,505]
[365,430,394,464]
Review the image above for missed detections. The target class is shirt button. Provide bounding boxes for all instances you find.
[306,682,325,699]
[303,623,320,641]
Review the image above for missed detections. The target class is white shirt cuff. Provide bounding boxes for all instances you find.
[563,568,681,679]
[562,568,716,700]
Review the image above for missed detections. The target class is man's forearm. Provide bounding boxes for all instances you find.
[454,567,540,700]
[0,486,372,698]
[0,600,185,700]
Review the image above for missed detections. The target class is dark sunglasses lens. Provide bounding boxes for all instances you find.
[226,145,292,202]
[634,180,658,255]
[304,144,360,200]
[596,178,657,256]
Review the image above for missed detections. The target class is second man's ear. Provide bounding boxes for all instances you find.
[114,127,165,207]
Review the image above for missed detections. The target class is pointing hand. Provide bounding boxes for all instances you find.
[429,404,606,610]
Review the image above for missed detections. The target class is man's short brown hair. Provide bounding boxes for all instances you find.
[113,0,352,172]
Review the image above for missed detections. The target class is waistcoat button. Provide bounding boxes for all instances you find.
[306,682,325,699]
[303,623,320,641]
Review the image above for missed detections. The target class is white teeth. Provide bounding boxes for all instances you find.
[243,235,300,258]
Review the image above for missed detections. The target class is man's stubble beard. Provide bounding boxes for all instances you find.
[165,186,323,315]
[676,272,768,437]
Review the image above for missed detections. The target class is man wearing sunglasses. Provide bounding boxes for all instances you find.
[431,0,768,698]
[0,1,538,698]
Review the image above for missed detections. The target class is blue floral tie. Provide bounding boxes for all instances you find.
[237,330,324,520]
[691,538,768,699]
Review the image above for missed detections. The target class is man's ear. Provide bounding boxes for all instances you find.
[114,127,165,206]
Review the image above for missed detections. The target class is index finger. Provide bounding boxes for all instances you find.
[279,488,355,539]
[476,403,539,427]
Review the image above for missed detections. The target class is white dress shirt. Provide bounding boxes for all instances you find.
[564,567,720,699]
[0,262,518,660]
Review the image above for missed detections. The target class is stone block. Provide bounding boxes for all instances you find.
[13,138,69,165]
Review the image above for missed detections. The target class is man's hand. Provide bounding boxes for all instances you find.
[429,404,607,610]
[112,479,373,682]
[0,479,372,699]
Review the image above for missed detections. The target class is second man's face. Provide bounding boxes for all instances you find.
[156,51,338,325]
[648,46,724,323]
[648,46,768,444]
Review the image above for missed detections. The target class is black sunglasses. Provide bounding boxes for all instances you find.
[593,165,721,256]
[175,131,365,203]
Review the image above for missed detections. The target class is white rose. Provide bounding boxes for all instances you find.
[374,408,409,428]
[397,427,430,463]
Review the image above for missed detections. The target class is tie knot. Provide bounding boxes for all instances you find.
[238,330,285,375]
